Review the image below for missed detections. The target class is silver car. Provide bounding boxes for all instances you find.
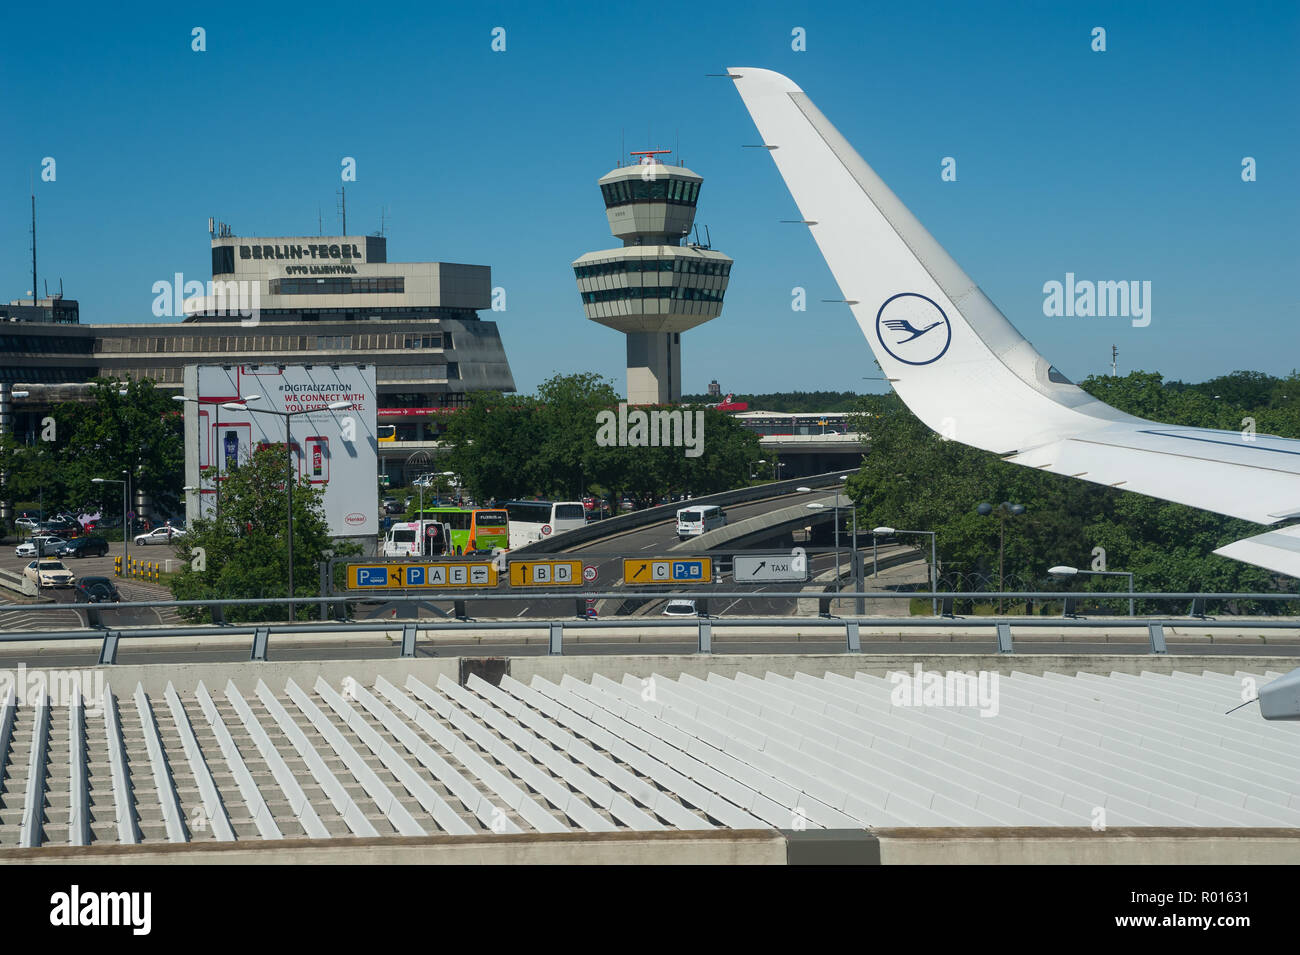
[15,536,65,558]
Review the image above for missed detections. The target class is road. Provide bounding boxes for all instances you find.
[352,490,918,621]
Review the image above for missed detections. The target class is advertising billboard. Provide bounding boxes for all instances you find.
[183,364,378,541]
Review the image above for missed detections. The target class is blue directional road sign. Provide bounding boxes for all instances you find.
[672,561,705,581]
[406,566,426,586]
[354,566,390,587]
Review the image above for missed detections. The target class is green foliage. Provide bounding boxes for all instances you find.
[846,371,1298,612]
[679,390,862,413]
[169,446,358,622]
[441,373,763,505]
[0,378,184,525]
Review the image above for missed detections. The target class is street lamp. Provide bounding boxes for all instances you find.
[806,493,857,599]
[977,501,1026,613]
[1049,565,1135,617]
[92,472,129,570]
[223,397,356,619]
[174,394,260,523]
[874,526,938,615]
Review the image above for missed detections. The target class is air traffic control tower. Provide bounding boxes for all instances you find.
[573,151,733,404]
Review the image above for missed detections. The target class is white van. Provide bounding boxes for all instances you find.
[676,505,726,540]
[382,520,450,558]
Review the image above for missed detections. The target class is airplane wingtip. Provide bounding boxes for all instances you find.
[727,67,803,93]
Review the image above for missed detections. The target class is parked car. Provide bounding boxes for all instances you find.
[38,520,82,539]
[74,576,121,603]
[24,559,75,589]
[15,536,65,558]
[662,599,698,617]
[57,536,110,559]
[134,526,185,546]
[14,510,45,530]
[381,496,403,514]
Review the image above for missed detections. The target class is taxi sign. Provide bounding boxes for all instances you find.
[733,555,808,582]
[508,559,582,586]
[346,561,497,590]
[622,558,713,585]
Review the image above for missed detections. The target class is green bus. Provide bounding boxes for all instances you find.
[414,507,508,554]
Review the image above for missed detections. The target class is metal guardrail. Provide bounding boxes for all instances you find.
[512,468,858,553]
[1,589,1296,663]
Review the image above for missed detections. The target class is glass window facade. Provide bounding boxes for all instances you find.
[574,259,731,279]
[269,277,405,295]
[579,286,725,304]
[600,178,700,208]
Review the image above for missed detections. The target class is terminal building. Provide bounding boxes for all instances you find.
[573,151,732,405]
[0,228,516,488]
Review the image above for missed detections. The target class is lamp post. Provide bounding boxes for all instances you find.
[174,394,260,523]
[1049,565,1135,617]
[977,501,1026,613]
[806,493,855,598]
[874,527,937,615]
[92,472,128,572]
[223,398,355,619]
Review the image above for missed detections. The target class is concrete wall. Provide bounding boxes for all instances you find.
[6,827,1295,865]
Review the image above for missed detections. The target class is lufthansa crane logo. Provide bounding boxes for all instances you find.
[875,292,952,366]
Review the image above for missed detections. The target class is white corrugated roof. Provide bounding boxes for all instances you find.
[1,667,1295,848]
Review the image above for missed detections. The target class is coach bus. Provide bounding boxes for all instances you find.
[503,500,587,550]
[413,506,509,554]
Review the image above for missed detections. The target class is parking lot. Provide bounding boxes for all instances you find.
[0,536,185,629]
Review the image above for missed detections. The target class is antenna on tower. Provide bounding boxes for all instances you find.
[337,186,347,235]
[30,180,37,307]
[1111,344,1118,377]
[318,206,323,236]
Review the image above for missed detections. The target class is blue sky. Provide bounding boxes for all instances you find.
[4,0,1297,396]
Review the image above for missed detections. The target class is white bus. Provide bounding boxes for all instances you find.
[676,504,727,540]
[381,520,450,558]
[504,501,587,550]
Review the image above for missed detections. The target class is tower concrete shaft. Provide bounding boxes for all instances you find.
[573,152,732,404]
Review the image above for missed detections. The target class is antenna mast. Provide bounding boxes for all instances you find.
[1111,344,1118,377]
[30,187,37,306]
[337,186,347,234]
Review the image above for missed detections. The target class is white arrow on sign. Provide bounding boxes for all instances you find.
[733,555,808,582]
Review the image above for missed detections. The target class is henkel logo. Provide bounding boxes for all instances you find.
[345,512,366,525]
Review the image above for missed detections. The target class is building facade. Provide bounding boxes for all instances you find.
[1,232,516,488]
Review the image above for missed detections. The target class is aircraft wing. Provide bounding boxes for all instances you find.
[729,66,1300,577]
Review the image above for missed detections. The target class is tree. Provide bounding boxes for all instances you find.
[1,377,184,525]
[438,373,764,506]
[845,376,1296,611]
[169,445,358,622]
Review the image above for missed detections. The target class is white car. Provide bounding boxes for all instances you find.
[134,526,185,546]
[15,516,42,531]
[24,559,75,589]
[662,599,699,617]
[15,536,65,557]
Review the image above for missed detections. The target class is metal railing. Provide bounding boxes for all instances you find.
[1,589,1296,664]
